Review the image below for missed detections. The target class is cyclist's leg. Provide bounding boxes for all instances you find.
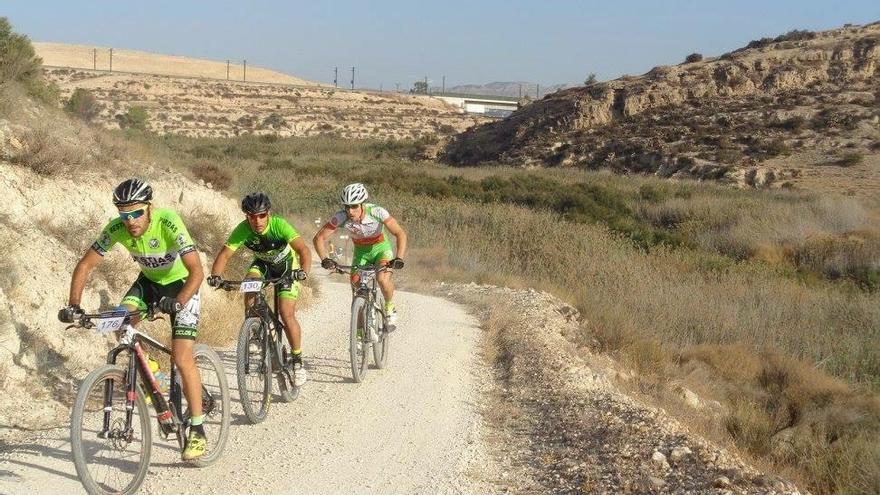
[168,287,207,459]
[370,241,396,308]
[244,260,266,313]
[168,287,202,415]
[120,275,152,326]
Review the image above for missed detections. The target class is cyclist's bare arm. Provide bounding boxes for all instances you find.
[177,250,204,305]
[291,237,312,276]
[312,223,336,260]
[210,245,235,277]
[68,248,103,306]
[384,217,408,259]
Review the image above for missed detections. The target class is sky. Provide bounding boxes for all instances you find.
[5,1,879,90]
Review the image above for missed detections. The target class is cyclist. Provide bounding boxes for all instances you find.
[313,183,407,325]
[207,192,311,386]
[58,178,208,461]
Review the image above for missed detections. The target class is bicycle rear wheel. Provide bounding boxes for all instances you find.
[349,297,370,382]
[187,344,231,466]
[236,317,272,423]
[70,364,151,495]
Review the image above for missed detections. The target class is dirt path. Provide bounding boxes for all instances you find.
[0,273,491,495]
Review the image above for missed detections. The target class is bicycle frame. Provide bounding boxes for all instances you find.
[335,263,392,339]
[103,323,188,447]
[220,275,296,376]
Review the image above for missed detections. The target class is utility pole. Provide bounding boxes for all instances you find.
[333,67,338,88]
[442,75,445,93]
[424,75,428,94]
[350,66,355,89]
[109,48,113,72]
[226,60,230,80]
[243,59,247,82]
[395,82,401,92]
[519,84,522,99]
[536,83,540,99]
[93,48,97,70]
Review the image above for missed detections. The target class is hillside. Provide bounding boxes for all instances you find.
[442,23,880,198]
[34,42,323,86]
[0,86,245,435]
[45,67,485,140]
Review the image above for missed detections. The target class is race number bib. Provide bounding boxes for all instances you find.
[240,280,263,293]
[94,311,126,333]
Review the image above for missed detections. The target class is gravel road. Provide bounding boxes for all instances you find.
[0,273,490,495]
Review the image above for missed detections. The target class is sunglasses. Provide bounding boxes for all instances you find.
[118,207,147,221]
[343,204,361,211]
[247,212,269,219]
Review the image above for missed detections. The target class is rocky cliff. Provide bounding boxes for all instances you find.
[442,23,880,190]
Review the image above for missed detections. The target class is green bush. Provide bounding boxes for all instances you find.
[64,88,100,122]
[116,106,148,131]
[684,53,703,64]
[0,17,41,84]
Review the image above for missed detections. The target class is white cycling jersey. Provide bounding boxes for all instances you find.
[326,203,391,246]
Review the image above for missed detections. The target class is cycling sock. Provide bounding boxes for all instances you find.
[190,414,205,435]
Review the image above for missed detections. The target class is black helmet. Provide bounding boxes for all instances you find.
[241,192,271,214]
[113,178,153,206]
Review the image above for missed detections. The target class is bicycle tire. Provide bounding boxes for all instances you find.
[372,302,390,369]
[236,317,272,423]
[188,344,231,466]
[70,364,151,495]
[275,340,298,402]
[349,297,370,382]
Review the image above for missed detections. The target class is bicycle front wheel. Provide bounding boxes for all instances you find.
[372,305,390,369]
[188,344,231,466]
[236,317,272,423]
[350,297,370,382]
[70,364,151,495]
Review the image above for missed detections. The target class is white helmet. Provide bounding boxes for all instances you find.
[340,183,368,205]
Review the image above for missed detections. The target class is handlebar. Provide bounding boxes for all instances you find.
[332,263,392,275]
[64,305,162,331]
[215,270,307,291]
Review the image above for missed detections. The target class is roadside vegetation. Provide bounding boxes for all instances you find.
[118,132,878,494]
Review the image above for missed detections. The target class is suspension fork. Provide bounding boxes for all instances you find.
[100,344,131,436]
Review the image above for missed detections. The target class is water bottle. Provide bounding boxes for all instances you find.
[155,371,170,394]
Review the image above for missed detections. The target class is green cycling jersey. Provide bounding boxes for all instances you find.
[92,208,196,285]
[225,215,301,267]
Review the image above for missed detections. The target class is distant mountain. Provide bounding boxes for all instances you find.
[432,81,576,98]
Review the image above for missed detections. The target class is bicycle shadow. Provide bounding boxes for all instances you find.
[0,439,81,483]
[306,356,357,384]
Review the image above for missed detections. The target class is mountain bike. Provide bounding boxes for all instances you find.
[66,301,230,495]
[333,263,391,383]
[216,270,306,423]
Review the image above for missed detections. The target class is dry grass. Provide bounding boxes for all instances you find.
[97,131,880,494]
[9,127,84,176]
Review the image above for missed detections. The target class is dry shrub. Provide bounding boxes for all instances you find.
[794,231,880,288]
[197,290,240,347]
[179,207,230,256]
[682,345,880,493]
[10,128,83,176]
[39,213,103,254]
[191,162,233,190]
